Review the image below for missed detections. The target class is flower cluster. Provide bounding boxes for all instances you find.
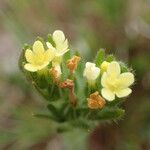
[19,30,135,128]
[84,61,134,103]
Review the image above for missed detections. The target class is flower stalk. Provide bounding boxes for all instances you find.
[59,79,77,107]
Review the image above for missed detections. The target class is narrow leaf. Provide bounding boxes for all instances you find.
[95,107,125,120]
[95,48,105,66]
[106,54,115,62]
[47,34,56,47]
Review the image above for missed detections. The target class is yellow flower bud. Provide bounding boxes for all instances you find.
[100,61,110,73]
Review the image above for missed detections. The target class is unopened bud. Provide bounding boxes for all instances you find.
[83,62,100,86]
[100,61,110,73]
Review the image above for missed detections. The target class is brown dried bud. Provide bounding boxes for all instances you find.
[59,79,74,89]
[67,55,81,74]
[50,65,61,83]
[59,79,77,107]
[87,91,106,109]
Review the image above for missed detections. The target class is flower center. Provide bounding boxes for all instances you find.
[33,54,45,65]
[107,77,120,92]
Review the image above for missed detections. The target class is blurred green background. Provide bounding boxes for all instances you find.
[0,0,150,149]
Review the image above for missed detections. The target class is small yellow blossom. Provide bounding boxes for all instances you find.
[101,61,134,101]
[46,30,69,65]
[24,41,54,72]
[83,62,100,85]
[100,61,110,73]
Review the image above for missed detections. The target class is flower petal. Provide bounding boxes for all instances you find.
[46,42,55,49]
[24,63,38,72]
[62,39,68,50]
[119,72,134,88]
[116,88,132,98]
[101,88,115,101]
[33,41,44,54]
[86,62,95,68]
[107,61,120,77]
[53,30,65,45]
[101,72,107,87]
[56,39,68,51]
[44,49,55,62]
[83,62,100,81]
[94,67,100,78]
[101,61,110,72]
[36,62,49,70]
[25,49,34,63]
[55,48,69,57]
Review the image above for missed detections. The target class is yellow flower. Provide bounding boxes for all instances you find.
[83,62,100,85]
[46,30,69,65]
[101,61,134,101]
[100,61,110,73]
[24,40,54,72]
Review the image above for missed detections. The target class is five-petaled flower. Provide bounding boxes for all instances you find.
[101,61,135,101]
[46,30,69,66]
[83,62,100,85]
[24,40,54,72]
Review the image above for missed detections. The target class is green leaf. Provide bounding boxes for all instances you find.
[18,44,30,72]
[120,62,129,72]
[63,50,71,61]
[47,104,58,115]
[47,104,64,122]
[32,82,50,101]
[95,107,125,121]
[76,107,89,117]
[106,54,115,62]
[35,74,48,89]
[59,102,69,114]
[61,62,70,80]
[71,118,89,129]
[45,70,53,84]
[33,113,53,119]
[95,48,105,66]
[47,34,56,47]
[48,85,59,99]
